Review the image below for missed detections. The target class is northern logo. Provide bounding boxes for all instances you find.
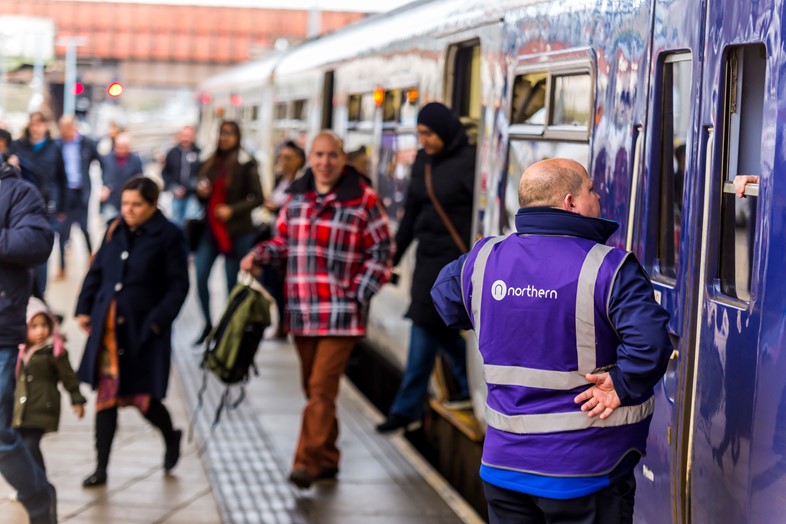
[490,279,558,301]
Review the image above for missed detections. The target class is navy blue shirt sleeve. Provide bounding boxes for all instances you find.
[431,253,472,330]
[607,256,672,403]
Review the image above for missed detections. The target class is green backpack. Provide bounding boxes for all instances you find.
[193,273,273,432]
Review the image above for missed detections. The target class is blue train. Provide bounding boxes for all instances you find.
[196,1,781,521]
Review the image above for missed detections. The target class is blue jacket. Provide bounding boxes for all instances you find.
[0,165,54,347]
[75,210,189,398]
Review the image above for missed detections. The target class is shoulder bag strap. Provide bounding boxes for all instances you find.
[424,163,468,254]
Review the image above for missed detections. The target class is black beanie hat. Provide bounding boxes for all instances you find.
[416,102,463,148]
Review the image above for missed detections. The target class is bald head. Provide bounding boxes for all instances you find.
[518,158,600,218]
[310,130,344,154]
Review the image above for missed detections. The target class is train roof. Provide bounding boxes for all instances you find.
[274,0,536,75]
[198,0,544,93]
[198,52,283,93]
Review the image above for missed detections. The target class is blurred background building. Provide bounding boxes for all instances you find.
[0,0,371,139]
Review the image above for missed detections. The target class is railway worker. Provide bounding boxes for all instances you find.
[9,111,67,297]
[162,125,202,227]
[0,156,58,524]
[99,132,144,221]
[376,101,475,434]
[431,158,672,524]
[55,115,103,280]
[240,130,393,489]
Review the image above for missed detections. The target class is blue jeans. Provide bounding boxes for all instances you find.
[195,230,255,326]
[389,323,469,420]
[170,194,203,227]
[0,347,52,518]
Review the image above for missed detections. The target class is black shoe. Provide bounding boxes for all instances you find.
[192,324,212,346]
[375,414,421,434]
[314,467,339,482]
[164,429,183,472]
[82,470,107,488]
[288,468,313,489]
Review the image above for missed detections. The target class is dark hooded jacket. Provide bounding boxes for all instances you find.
[9,133,67,215]
[394,106,476,328]
[0,164,54,347]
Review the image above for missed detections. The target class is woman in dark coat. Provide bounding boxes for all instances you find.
[75,176,190,487]
[193,120,264,344]
[376,102,476,433]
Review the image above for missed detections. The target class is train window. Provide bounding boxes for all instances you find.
[383,89,401,123]
[509,68,592,139]
[654,53,692,281]
[348,94,363,122]
[377,132,418,225]
[447,40,481,121]
[717,44,765,302]
[503,139,590,232]
[250,105,259,122]
[348,93,375,125]
[274,102,287,120]
[293,99,308,121]
[401,88,419,127]
[550,74,591,128]
[511,72,547,125]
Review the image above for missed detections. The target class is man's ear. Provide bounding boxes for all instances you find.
[562,193,576,213]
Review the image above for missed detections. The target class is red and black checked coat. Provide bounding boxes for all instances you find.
[252,167,393,336]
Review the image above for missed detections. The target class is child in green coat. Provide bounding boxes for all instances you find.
[13,297,86,473]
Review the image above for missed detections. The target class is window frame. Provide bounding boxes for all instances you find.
[508,58,594,142]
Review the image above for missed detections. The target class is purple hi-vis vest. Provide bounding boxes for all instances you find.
[460,234,654,477]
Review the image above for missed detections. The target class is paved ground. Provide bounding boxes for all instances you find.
[0,212,479,523]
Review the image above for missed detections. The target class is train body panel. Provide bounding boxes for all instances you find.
[195,1,786,521]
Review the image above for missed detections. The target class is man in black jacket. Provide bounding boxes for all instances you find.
[377,102,476,433]
[55,115,102,279]
[0,159,57,523]
[161,125,201,226]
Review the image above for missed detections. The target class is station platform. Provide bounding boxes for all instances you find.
[0,238,479,523]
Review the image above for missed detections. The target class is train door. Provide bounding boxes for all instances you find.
[688,28,769,523]
[631,1,707,523]
[445,40,481,145]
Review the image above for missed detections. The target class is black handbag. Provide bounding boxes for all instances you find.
[184,218,206,252]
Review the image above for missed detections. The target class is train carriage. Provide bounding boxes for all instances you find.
[195,1,786,522]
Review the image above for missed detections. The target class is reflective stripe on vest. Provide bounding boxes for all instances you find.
[485,396,655,434]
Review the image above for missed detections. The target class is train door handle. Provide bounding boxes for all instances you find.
[662,333,680,404]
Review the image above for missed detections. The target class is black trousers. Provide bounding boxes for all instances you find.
[483,473,636,524]
[59,188,92,270]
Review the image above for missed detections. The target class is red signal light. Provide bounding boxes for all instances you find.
[107,82,124,97]
[230,94,242,107]
[72,82,85,96]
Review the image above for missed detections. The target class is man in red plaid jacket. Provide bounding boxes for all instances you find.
[241,131,393,489]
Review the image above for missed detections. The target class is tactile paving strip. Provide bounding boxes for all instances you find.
[173,346,310,524]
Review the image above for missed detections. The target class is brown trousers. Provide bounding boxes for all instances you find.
[292,336,358,476]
